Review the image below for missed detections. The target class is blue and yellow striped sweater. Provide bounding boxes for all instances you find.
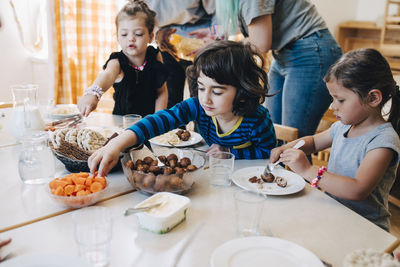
[129,97,276,159]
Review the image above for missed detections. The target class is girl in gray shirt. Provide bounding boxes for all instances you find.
[270,49,400,231]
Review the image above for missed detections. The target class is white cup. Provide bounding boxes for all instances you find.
[72,207,112,267]
[234,190,265,237]
[122,114,142,128]
[209,151,235,186]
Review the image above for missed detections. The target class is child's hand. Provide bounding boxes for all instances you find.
[78,95,99,117]
[270,146,286,164]
[279,148,312,176]
[88,143,121,177]
[206,144,230,156]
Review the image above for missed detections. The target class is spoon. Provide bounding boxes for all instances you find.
[124,202,162,216]
[263,139,305,176]
[167,141,207,153]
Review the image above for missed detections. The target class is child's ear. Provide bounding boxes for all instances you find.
[367,89,382,107]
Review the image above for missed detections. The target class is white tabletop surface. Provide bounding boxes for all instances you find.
[0,110,397,267]
[2,159,397,267]
[0,111,133,232]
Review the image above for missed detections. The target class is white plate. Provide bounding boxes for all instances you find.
[49,104,80,119]
[1,252,91,267]
[232,166,305,195]
[149,130,203,147]
[210,236,323,267]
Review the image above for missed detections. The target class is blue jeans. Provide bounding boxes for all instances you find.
[264,29,342,137]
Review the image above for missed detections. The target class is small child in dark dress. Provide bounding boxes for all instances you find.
[78,0,168,117]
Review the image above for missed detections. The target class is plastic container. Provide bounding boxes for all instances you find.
[135,192,190,234]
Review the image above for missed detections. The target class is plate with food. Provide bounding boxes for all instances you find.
[149,129,203,147]
[232,166,305,195]
[210,236,323,267]
[49,104,80,119]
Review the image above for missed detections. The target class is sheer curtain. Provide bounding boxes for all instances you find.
[52,0,117,104]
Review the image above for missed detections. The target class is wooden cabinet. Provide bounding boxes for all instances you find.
[337,21,400,70]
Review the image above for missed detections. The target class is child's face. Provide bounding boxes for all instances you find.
[327,80,369,126]
[117,13,153,60]
[197,71,237,119]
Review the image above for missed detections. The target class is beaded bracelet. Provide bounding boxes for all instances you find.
[84,84,104,101]
[311,166,327,188]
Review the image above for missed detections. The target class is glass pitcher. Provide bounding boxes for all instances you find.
[18,131,55,184]
[9,84,45,140]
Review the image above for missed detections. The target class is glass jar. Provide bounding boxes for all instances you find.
[18,131,55,184]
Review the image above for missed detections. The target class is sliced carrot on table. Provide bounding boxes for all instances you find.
[64,185,75,195]
[94,177,107,188]
[72,176,86,185]
[74,184,85,192]
[85,177,93,187]
[90,182,103,193]
[54,186,65,196]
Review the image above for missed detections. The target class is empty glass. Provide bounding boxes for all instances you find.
[73,207,113,267]
[209,152,235,186]
[122,114,142,128]
[234,190,265,237]
[18,131,55,184]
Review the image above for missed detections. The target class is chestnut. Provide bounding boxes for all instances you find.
[162,166,173,175]
[125,160,134,169]
[158,155,167,163]
[179,157,191,168]
[167,153,178,162]
[187,164,197,172]
[143,156,154,165]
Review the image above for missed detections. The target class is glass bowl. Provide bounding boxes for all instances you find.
[121,146,206,195]
[47,175,109,209]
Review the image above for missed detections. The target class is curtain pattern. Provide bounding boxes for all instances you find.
[53,0,117,104]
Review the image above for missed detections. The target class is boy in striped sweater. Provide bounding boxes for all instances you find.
[89,41,277,176]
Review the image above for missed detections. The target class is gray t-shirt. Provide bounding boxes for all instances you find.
[147,0,215,27]
[328,122,400,231]
[238,0,327,51]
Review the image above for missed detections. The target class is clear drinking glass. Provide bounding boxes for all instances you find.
[73,207,113,267]
[122,114,142,128]
[18,131,55,184]
[209,152,235,186]
[234,190,265,237]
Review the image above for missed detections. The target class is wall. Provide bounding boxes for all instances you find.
[0,0,51,104]
[0,0,390,105]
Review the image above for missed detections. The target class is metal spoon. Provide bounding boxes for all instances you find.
[167,141,207,153]
[263,139,305,176]
[124,202,162,216]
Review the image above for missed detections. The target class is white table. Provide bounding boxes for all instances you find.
[0,111,134,232]
[0,111,397,266]
[2,159,397,267]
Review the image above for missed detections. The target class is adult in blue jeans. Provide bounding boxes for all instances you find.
[216,0,342,138]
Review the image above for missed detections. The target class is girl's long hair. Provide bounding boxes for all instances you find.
[324,48,400,136]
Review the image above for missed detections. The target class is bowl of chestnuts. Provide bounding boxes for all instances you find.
[121,145,206,195]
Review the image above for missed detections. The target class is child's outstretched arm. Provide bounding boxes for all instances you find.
[88,130,138,177]
[154,82,168,112]
[280,143,395,201]
[78,59,120,117]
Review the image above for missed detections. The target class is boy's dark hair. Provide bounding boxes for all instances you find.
[116,0,156,33]
[186,40,270,116]
[324,48,400,135]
